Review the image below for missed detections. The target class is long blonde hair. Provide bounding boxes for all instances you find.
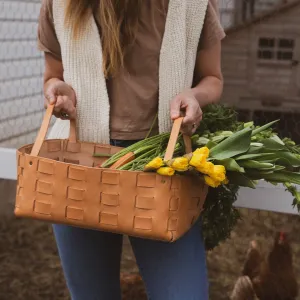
[65,0,142,78]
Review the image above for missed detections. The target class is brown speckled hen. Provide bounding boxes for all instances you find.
[231,232,298,300]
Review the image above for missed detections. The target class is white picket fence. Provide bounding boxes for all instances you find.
[0,0,44,149]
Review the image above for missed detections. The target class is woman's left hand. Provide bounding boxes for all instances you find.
[170,90,203,135]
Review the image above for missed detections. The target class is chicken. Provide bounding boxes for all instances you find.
[253,232,298,300]
[231,241,261,300]
[231,232,298,300]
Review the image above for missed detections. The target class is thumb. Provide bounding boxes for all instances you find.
[45,86,57,105]
[170,97,182,120]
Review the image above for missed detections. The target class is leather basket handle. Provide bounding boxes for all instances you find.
[30,105,191,160]
[30,104,77,156]
[164,117,192,162]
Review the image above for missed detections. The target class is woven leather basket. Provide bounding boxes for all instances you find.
[15,105,208,242]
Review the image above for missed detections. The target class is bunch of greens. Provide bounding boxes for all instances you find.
[202,184,240,250]
[198,105,242,250]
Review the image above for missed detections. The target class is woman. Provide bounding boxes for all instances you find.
[38,0,225,299]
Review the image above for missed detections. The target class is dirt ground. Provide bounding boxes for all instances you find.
[0,179,299,300]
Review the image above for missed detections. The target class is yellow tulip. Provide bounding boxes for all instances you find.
[194,147,210,159]
[171,157,189,172]
[157,167,175,176]
[189,153,206,168]
[144,157,164,170]
[204,175,221,188]
[197,161,214,175]
[210,165,226,182]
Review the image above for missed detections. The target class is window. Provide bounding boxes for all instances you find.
[257,37,295,62]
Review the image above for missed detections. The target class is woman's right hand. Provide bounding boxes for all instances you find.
[44,78,77,120]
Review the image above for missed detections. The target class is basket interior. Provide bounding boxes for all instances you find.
[19,139,122,168]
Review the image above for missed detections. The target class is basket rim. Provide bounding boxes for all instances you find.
[17,139,207,183]
[17,138,120,151]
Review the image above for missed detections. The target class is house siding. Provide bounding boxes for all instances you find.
[0,0,44,148]
[221,3,300,110]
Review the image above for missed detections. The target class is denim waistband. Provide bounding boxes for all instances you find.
[110,139,141,148]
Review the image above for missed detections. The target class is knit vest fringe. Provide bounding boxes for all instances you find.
[49,0,208,143]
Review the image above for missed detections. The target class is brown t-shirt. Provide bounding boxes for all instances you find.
[38,0,225,140]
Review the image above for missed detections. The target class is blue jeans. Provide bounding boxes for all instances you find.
[52,140,208,300]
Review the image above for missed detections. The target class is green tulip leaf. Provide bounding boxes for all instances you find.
[236,153,274,161]
[215,158,245,173]
[227,172,256,188]
[238,160,274,170]
[251,120,279,136]
[210,127,252,160]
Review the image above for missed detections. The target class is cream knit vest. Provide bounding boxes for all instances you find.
[49,0,209,143]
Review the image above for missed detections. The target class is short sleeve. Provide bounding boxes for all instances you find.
[198,0,226,51]
[38,0,62,60]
